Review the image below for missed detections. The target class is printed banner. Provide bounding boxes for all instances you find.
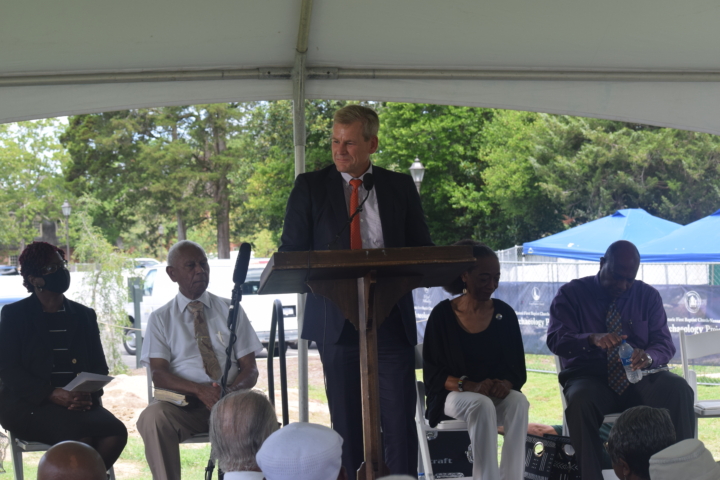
[414,283,720,364]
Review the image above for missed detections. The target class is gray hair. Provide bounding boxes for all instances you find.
[167,240,205,267]
[210,390,279,472]
[334,105,379,140]
[606,406,676,480]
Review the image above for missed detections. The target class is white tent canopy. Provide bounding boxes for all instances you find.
[3,0,720,133]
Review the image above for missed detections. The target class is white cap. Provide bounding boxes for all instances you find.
[649,439,720,480]
[256,423,343,480]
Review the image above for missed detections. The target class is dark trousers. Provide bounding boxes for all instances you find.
[317,315,418,478]
[563,371,695,480]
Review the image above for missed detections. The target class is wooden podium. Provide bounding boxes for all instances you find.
[259,246,476,480]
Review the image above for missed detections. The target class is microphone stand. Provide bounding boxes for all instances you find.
[206,251,249,480]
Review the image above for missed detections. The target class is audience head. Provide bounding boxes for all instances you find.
[444,239,499,301]
[599,240,641,299]
[649,439,720,480]
[37,441,107,480]
[256,422,346,480]
[605,406,676,480]
[18,241,67,293]
[210,390,279,472]
[166,240,209,300]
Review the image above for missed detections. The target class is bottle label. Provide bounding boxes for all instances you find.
[621,357,632,367]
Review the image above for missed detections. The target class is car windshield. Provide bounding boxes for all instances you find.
[242,268,263,295]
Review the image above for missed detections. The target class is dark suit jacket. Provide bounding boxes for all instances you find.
[0,294,108,431]
[279,164,434,345]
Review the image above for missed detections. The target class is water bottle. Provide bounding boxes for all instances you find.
[619,340,642,383]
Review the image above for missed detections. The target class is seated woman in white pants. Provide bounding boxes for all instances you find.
[423,240,529,480]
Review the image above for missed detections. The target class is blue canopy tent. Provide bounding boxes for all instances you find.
[522,209,682,262]
[639,209,720,263]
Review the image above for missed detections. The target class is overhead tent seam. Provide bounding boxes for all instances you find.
[5,68,720,87]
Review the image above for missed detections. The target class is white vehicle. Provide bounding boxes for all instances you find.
[124,261,298,356]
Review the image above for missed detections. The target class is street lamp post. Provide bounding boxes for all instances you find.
[409,157,426,194]
[61,200,71,262]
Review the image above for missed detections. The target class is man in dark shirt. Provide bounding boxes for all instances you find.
[547,240,694,480]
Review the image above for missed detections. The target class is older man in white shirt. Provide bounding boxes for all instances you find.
[137,240,262,480]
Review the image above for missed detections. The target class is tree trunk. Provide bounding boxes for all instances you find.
[176,210,186,241]
[216,195,230,259]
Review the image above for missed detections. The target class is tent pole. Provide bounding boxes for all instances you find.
[293,0,313,424]
[5,68,720,87]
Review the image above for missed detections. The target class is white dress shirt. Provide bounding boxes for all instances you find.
[141,290,262,384]
[340,164,385,249]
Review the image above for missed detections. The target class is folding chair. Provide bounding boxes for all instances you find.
[554,356,621,480]
[553,356,621,436]
[680,329,720,438]
[8,422,116,480]
[414,344,469,480]
[145,366,210,444]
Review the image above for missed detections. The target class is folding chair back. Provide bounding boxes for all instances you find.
[680,330,720,436]
[680,329,720,379]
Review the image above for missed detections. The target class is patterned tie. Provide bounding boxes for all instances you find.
[606,300,629,395]
[349,178,363,250]
[187,301,222,381]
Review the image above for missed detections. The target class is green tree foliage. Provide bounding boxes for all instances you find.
[527,115,720,226]
[61,105,253,258]
[8,101,716,259]
[238,100,349,248]
[375,103,493,246]
[0,119,69,251]
[475,111,564,248]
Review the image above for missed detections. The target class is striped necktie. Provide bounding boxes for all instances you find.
[606,300,629,395]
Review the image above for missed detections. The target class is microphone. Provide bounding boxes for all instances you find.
[233,242,252,285]
[327,173,374,250]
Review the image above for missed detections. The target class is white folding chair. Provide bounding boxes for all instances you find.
[680,329,720,438]
[8,423,116,480]
[145,366,210,444]
[414,344,470,480]
[553,356,621,436]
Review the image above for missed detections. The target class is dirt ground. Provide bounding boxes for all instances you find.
[101,353,331,437]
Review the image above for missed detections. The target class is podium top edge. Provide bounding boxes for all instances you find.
[258,246,478,294]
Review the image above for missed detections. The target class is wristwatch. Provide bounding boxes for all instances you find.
[458,375,468,392]
[646,353,653,367]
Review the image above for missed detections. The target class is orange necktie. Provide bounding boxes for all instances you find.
[349,178,363,249]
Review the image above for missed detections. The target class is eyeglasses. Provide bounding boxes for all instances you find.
[40,261,68,275]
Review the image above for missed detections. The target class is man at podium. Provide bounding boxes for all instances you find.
[279,105,433,476]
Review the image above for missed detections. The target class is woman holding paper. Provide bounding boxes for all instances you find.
[0,242,127,470]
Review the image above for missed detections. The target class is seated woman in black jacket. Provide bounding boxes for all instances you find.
[0,242,127,470]
[423,240,528,480]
